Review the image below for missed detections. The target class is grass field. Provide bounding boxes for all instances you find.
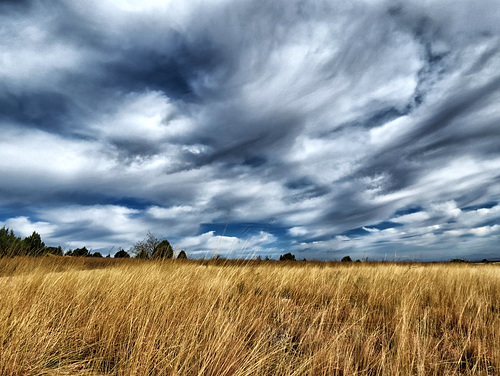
[0,256,499,375]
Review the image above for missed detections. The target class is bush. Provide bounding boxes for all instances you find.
[279,253,296,261]
[341,256,352,262]
[177,250,187,259]
[114,249,131,258]
[152,239,173,259]
[72,247,90,257]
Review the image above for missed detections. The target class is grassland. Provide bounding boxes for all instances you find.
[0,257,499,375]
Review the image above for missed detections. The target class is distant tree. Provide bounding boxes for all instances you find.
[152,239,173,259]
[23,232,45,256]
[341,255,352,262]
[0,227,22,257]
[130,231,159,259]
[114,249,130,258]
[177,250,187,259]
[279,252,296,261]
[1,228,67,258]
[481,259,489,263]
[90,252,103,258]
[72,247,90,257]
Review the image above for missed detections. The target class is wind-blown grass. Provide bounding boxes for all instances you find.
[0,257,499,375]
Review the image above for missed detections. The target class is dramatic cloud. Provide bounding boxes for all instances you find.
[1,0,499,260]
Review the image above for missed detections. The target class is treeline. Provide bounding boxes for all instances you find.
[0,227,64,257]
[0,227,105,258]
[0,227,188,259]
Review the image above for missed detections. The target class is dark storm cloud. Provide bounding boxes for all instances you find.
[0,89,77,132]
[0,0,31,9]
[184,113,306,171]
[320,188,393,234]
[1,0,500,259]
[97,33,227,100]
[50,219,114,240]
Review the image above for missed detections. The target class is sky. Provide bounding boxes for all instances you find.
[1,0,500,261]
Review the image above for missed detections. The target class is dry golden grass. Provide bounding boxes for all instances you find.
[0,256,499,375]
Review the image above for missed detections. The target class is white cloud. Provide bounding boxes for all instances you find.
[392,211,430,224]
[288,227,309,237]
[370,116,412,147]
[0,127,114,181]
[428,201,462,219]
[469,225,499,236]
[90,91,194,144]
[362,227,379,233]
[178,230,279,258]
[0,18,88,89]
[2,217,56,240]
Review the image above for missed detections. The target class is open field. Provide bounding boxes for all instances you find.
[0,257,499,375]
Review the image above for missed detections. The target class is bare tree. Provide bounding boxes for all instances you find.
[130,231,160,259]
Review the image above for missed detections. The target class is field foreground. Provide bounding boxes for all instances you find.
[0,257,499,375]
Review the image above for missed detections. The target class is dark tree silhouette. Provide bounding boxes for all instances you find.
[152,239,173,259]
[72,247,90,257]
[23,232,45,256]
[114,249,131,258]
[280,252,296,261]
[0,227,22,257]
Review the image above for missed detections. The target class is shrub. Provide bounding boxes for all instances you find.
[341,256,352,262]
[114,249,131,258]
[72,247,90,257]
[279,252,296,261]
[152,239,173,259]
